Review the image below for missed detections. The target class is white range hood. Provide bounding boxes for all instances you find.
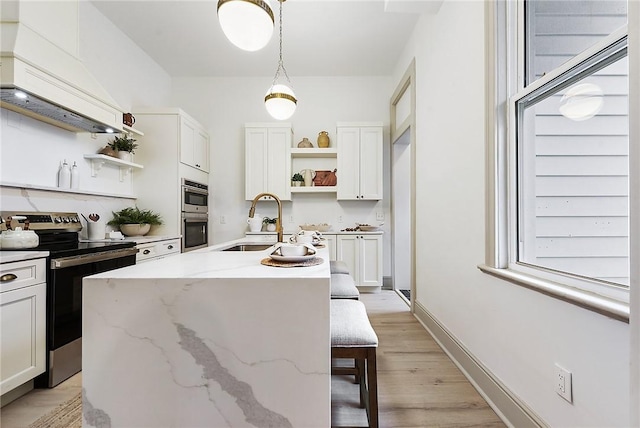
[1,18,124,133]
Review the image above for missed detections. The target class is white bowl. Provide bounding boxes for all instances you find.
[280,244,307,257]
[120,223,151,237]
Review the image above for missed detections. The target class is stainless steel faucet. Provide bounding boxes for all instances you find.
[248,193,283,242]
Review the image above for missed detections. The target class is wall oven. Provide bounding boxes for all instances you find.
[182,179,209,213]
[182,212,208,252]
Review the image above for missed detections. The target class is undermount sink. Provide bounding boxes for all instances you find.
[221,244,273,252]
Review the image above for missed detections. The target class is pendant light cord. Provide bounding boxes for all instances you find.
[271,0,291,88]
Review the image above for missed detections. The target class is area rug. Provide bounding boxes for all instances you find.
[28,392,82,428]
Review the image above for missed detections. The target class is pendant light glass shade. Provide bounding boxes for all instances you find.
[265,84,297,120]
[265,0,297,120]
[559,83,604,121]
[217,0,274,52]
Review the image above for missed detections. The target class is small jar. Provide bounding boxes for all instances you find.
[317,131,330,148]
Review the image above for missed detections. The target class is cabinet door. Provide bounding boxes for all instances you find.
[194,129,210,173]
[336,235,359,282]
[359,235,383,287]
[180,117,197,169]
[0,283,46,395]
[245,128,268,200]
[359,127,383,200]
[266,127,291,200]
[180,117,210,172]
[336,127,361,200]
[324,234,337,261]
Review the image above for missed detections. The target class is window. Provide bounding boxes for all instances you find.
[482,0,632,316]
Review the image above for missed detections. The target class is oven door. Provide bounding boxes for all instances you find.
[182,212,208,252]
[40,247,137,387]
[182,183,208,213]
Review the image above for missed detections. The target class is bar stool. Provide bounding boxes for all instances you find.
[330,299,379,428]
[331,273,360,300]
[330,260,350,275]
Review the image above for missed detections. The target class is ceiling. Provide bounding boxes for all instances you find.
[90,0,437,78]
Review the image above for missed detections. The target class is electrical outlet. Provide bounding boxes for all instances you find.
[220,215,226,224]
[290,215,294,223]
[555,364,572,403]
[337,215,343,223]
[376,212,385,221]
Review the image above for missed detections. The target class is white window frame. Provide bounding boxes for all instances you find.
[480,0,634,322]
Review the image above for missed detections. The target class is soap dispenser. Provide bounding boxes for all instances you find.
[58,159,71,188]
[70,161,79,189]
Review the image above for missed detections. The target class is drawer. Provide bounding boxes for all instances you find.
[0,258,46,293]
[136,239,181,263]
[156,239,180,257]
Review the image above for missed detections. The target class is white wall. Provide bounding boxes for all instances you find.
[170,76,393,275]
[0,1,171,226]
[392,1,630,426]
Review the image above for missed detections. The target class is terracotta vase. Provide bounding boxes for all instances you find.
[317,131,330,148]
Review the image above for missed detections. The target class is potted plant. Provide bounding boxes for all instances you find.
[291,173,304,187]
[107,207,162,237]
[263,217,278,232]
[108,135,138,161]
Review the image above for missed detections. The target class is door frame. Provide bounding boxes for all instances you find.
[390,59,416,311]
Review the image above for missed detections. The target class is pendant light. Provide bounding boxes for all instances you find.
[265,0,297,120]
[217,0,274,52]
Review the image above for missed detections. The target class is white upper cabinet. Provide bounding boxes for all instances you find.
[180,116,210,173]
[245,123,292,201]
[336,123,383,200]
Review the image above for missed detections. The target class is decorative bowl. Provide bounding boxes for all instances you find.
[299,223,331,232]
[120,223,151,237]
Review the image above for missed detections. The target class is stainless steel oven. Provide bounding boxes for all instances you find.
[182,212,208,252]
[182,179,209,213]
[1,211,138,388]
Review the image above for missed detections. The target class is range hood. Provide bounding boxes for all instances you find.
[1,21,124,133]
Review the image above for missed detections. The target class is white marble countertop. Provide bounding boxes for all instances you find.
[88,237,330,280]
[79,235,181,245]
[0,250,50,263]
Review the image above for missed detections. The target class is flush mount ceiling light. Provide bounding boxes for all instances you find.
[265,0,297,120]
[559,83,604,121]
[217,0,274,52]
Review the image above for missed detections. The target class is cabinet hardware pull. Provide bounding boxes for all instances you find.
[143,250,151,255]
[0,273,18,282]
[167,245,174,250]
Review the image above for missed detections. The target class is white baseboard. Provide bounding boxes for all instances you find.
[413,300,547,428]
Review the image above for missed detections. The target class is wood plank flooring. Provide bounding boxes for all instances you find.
[1,291,505,427]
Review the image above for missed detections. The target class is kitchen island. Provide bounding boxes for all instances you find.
[82,239,331,427]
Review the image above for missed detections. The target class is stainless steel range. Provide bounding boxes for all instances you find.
[0,211,138,387]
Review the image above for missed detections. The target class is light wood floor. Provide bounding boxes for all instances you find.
[1,291,505,427]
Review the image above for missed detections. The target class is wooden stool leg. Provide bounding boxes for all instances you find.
[355,358,364,385]
[366,348,378,428]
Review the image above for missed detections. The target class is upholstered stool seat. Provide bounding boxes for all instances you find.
[330,299,378,428]
[331,273,360,299]
[330,260,350,275]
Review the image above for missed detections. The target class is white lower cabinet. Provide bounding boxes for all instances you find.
[336,234,383,288]
[324,234,337,261]
[0,258,46,396]
[136,238,181,263]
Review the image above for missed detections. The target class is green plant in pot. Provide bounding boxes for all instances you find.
[107,207,162,237]
[108,135,138,161]
[263,217,278,232]
[291,173,304,187]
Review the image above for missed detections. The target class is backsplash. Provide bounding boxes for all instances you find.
[0,186,135,240]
